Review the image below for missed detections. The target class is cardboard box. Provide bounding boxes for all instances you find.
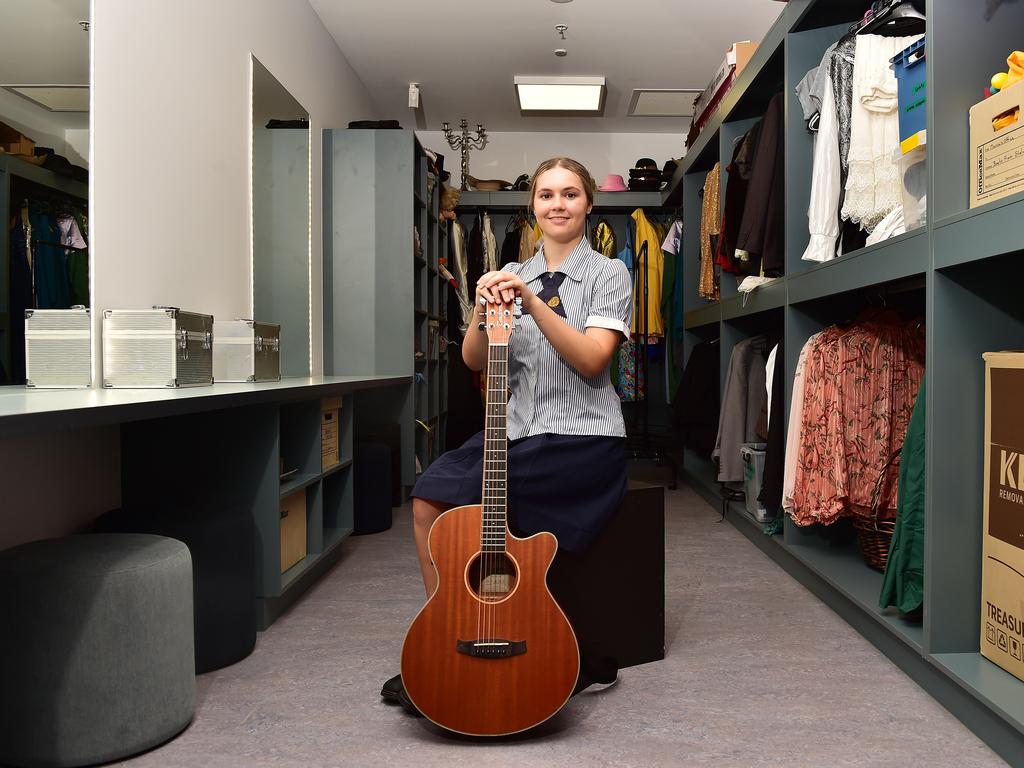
[728,41,758,78]
[321,396,342,470]
[0,121,35,156]
[280,488,307,573]
[981,352,1024,682]
[970,82,1024,208]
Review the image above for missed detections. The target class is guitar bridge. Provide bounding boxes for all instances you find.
[456,639,527,658]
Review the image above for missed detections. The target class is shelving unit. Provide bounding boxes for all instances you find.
[412,139,447,470]
[322,128,422,490]
[665,0,1024,762]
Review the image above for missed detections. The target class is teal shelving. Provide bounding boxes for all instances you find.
[671,0,1024,762]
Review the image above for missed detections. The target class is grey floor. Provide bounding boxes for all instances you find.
[114,480,1006,768]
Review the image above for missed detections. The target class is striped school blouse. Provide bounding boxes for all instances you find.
[500,237,632,440]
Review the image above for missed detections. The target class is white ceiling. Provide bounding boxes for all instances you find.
[308,0,785,133]
[0,0,90,84]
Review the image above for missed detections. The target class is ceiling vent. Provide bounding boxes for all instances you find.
[627,89,702,117]
[3,85,89,113]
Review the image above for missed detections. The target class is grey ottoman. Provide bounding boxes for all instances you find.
[0,534,196,767]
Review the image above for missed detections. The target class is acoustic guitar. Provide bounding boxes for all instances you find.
[400,297,580,736]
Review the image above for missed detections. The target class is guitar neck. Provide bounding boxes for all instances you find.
[482,340,508,553]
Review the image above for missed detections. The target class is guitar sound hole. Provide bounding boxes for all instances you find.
[467,553,518,602]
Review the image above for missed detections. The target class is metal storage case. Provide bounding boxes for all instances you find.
[24,307,92,388]
[103,307,214,388]
[213,319,281,382]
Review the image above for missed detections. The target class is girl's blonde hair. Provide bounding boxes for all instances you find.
[528,157,595,213]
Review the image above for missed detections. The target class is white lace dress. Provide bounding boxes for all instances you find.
[841,33,923,232]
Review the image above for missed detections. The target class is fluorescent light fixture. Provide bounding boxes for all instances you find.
[3,85,90,112]
[628,89,702,117]
[514,76,605,113]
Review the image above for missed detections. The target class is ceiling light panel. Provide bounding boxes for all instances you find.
[514,76,605,113]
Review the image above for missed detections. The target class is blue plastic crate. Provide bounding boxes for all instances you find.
[891,37,926,150]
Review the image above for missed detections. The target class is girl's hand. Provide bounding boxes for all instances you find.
[476,271,535,309]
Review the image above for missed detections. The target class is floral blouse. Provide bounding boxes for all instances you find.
[789,312,925,527]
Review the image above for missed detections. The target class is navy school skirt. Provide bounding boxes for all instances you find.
[412,431,627,554]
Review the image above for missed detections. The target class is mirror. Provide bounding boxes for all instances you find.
[0,0,90,385]
[251,56,311,378]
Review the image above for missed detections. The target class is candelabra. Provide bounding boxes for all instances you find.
[441,119,488,191]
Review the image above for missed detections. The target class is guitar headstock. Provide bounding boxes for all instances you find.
[480,298,515,345]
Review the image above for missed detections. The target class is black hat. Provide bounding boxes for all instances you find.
[634,157,658,170]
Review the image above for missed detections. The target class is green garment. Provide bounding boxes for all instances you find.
[879,377,925,614]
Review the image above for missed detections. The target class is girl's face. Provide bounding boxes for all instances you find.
[532,166,592,244]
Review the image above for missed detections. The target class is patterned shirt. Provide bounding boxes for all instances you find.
[500,238,632,439]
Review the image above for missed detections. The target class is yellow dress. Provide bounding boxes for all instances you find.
[630,208,665,336]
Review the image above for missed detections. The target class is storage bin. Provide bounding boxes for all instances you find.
[24,307,91,388]
[890,37,926,153]
[969,81,1024,208]
[740,443,769,522]
[321,396,342,470]
[212,319,281,382]
[899,139,927,230]
[280,488,307,573]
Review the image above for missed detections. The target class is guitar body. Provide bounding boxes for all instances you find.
[401,503,580,736]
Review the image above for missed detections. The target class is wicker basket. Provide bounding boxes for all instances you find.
[853,516,895,572]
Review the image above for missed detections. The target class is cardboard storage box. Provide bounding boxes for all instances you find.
[970,82,1024,208]
[0,121,35,156]
[981,351,1024,682]
[280,488,307,573]
[728,40,758,77]
[321,396,342,470]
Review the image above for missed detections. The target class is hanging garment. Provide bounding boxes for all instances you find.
[450,221,472,332]
[713,336,769,483]
[482,212,498,272]
[829,31,858,192]
[759,342,785,512]
[698,165,721,300]
[9,213,33,383]
[803,68,843,263]
[719,122,761,273]
[841,34,923,232]
[616,337,645,402]
[783,334,818,513]
[879,377,925,615]
[59,215,89,306]
[789,315,925,527]
[28,211,72,309]
[518,221,537,263]
[591,218,617,258]
[674,339,721,459]
[735,92,785,275]
[445,281,484,449]
[795,42,839,129]
[660,219,684,400]
[630,208,665,337]
[500,223,520,267]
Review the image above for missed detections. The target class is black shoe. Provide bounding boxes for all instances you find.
[381,673,422,717]
[381,673,403,703]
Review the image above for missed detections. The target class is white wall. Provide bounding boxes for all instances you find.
[0,427,120,550]
[4,0,376,549]
[91,0,377,379]
[414,130,686,188]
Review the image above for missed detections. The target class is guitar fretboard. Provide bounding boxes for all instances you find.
[481,341,508,553]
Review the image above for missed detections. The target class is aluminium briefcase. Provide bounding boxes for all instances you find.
[213,319,281,382]
[103,307,214,388]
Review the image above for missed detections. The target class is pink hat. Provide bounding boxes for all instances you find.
[597,173,628,192]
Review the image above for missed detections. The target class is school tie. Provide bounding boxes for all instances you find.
[536,272,567,318]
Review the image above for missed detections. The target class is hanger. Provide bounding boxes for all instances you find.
[856,0,925,36]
